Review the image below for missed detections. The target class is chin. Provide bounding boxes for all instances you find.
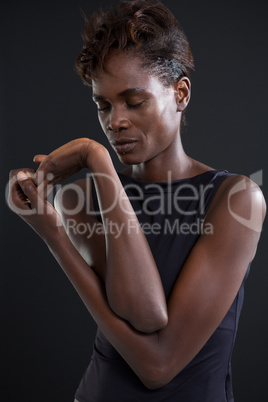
[117,152,144,165]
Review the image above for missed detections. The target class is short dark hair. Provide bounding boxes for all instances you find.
[75,0,194,124]
[76,0,194,83]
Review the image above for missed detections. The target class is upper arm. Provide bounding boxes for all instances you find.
[54,178,107,280]
[54,177,168,332]
[145,175,266,388]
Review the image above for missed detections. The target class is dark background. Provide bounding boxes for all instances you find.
[1,0,267,401]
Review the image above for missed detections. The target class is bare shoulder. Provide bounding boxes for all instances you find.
[207,174,266,226]
[202,174,266,263]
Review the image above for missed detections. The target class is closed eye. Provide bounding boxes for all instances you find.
[127,101,144,109]
[96,102,110,113]
[97,106,110,113]
[97,101,145,113]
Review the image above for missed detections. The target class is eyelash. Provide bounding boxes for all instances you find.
[97,101,144,113]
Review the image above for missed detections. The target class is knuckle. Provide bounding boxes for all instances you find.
[25,182,35,192]
[9,168,35,180]
[9,169,20,178]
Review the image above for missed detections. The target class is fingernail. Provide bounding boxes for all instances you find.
[17,171,28,181]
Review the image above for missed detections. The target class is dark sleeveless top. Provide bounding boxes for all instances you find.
[75,169,250,402]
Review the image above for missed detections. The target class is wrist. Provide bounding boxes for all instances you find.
[44,224,69,252]
[83,140,112,171]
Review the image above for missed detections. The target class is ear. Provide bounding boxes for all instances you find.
[174,77,191,112]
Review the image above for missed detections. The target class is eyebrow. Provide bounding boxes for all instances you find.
[92,87,146,101]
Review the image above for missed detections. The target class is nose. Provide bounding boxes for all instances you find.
[107,106,130,132]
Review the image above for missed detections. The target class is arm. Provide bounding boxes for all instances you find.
[33,138,168,332]
[9,167,266,389]
[85,143,168,332]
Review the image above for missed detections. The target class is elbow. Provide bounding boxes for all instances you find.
[140,361,174,390]
[142,377,167,390]
[116,302,168,333]
[138,347,181,390]
[143,380,168,391]
[107,290,168,333]
[131,309,168,333]
[130,293,169,333]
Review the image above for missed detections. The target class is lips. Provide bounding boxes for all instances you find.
[110,138,138,154]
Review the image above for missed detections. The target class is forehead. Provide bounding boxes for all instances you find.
[92,53,166,97]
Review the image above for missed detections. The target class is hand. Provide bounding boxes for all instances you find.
[33,138,92,197]
[8,169,64,243]
[33,138,109,198]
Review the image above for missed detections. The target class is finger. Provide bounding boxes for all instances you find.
[36,177,55,199]
[34,157,58,198]
[8,168,36,203]
[17,171,40,208]
[9,168,38,188]
[35,165,55,198]
[34,156,54,187]
[7,169,36,214]
[33,154,47,164]
[9,168,36,181]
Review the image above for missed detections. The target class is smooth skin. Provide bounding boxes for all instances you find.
[8,53,266,389]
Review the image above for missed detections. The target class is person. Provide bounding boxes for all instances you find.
[7,0,266,401]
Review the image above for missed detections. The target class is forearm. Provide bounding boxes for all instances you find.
[32,137,167,331]
[46,229,164,387]
[86,145,167,332]
[9,163,165,386]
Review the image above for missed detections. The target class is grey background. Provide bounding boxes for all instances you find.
[1,0,267,400]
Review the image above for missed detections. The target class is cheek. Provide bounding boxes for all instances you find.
[147,112,177,148]
[138,105,164,133]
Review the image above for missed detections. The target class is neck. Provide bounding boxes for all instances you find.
[130,141,193,182]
